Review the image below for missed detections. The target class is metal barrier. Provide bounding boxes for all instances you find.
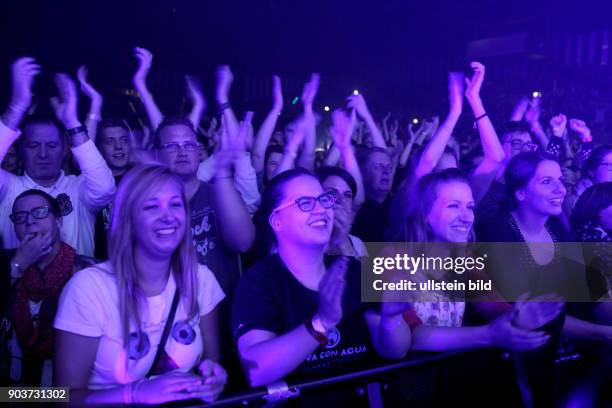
[183,350,468,407]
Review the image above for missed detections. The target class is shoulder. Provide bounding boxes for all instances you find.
[66,261,116,292]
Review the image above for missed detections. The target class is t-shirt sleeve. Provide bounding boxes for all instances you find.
[197,264,226,316]
[54,268,105,337]
[231,264,283,340]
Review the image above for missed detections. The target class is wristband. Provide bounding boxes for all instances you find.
[87,112,101,122]
[287,150,298,160]
[305,316,329,347]
[473,113,488,129]
[65,125,88,138]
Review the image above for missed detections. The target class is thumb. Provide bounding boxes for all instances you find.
[199,360,214,377]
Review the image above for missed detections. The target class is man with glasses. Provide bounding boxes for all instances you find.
[4,189,94,385]
[0,58,115,256]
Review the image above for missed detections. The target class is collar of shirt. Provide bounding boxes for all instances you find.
[22,170,66,192]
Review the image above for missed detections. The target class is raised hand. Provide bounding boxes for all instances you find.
[301,73,320,109]
[272,75,283,112]
[217,112,253,173]
[330,109,355,150]
[330,203,354,249]
[9,57,41,112]
[191,360,227,403]
[549,114,567,138]
[524,97,541,127]
[569,118,592,142]
[13,231,53,272]
[133,372,204,405]
[76,66,103,108]
[215,65,234,104]
[318,256,349,329]
[346,93,372,121]
[448,72,465,115]
[133,47,153,88]
[510,97,530,121]
[464,61,485,102]
[53,73,80,128]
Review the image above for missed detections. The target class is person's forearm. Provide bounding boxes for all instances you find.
[2,105,28,131]
[399,140,415,167]
[252,109,281,172]
[233,152,262,215]
[275,148,298,177]
[240,326,320,387]
[323,145,341,167]
[68,385,131,405]
[296,113,316,171]
[339,146,365,208]
[546,135,564,159]
[84,109,102,144]
[72,138,116,208]
[212,176,255,252]
[530,122,549,149]
[188,101,205,130]
[468,97,504,163]
[415,110,460,180]
[563,316,611,342]
[134,81,164,131]
[411,325,491,351]
[363,114,386,149]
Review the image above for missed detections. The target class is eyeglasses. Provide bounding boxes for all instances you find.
[273,192,336,213]
[504,140,538,152]
[598,162,612,171]
[159,141,201,153]
[10,206,52,224]
[325,188,353,203]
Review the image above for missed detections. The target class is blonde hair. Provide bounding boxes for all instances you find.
[108,162,199,351]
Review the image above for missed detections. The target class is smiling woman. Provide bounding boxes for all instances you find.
[53,163,227,405]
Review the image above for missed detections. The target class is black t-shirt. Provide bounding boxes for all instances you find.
[232,254,378,381]
[351,195,392,243]
[94,175,123,260]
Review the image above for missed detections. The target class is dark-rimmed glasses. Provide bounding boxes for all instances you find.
[10,206,53,224]
[273,192,335,213]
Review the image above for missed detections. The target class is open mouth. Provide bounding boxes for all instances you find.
[548,198,563,206]
[308,218,329,229]
[155,227,177,237]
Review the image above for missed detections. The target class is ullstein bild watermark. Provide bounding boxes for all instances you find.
[360,242,612,303]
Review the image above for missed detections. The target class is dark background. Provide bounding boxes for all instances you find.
[1,0,611,129]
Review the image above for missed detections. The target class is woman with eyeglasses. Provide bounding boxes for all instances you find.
[4,189,95,386]
[54,163,227,405]
[232,168,410,390]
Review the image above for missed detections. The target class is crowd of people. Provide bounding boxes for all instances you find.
[0,47,611,406]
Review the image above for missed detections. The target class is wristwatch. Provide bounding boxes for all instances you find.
[10,261,24,279]
[305,315,331,347]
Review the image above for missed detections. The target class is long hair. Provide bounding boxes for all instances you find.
[404,168,473,242]
[571,182,612,233]
[108,162,199,351]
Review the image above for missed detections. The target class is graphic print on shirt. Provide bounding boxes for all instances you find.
[191,208,219,263]
[55,193,73,216]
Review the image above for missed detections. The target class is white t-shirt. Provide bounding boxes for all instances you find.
[54,262,225,390]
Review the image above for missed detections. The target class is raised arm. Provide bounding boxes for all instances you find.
[54,74,115,209]
[216,65,240,139]
[347,93,386,149]
[524,96,548,149]
[133,47,164,131]
[76,66,103,143]
[414,73,463,180]
[185,75,206,129]
[0,57,40,194]
[331,109,365,209]
[464,62,505,203]
[547,113,567,159]
[273,118,307,177]
[252,75,283,173]
[296,73,320,171]
[569,118,594,166]
[212,114,256,252]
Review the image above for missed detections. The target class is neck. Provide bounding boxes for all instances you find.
[184,176,201,202]
[134,246,172,296]
[37,240,62,271]
[512,206,549,236]
[27,171,60,188]
[278,240,326,290]
[368,189,388,204]
[111,166,128,177]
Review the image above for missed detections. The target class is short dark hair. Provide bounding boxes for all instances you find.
[12,189,61,218]
[357,146,391,171]
[505,151,558,209]
[153,116,197,148]
[500,121,532,142]
[571,182,612,232]
[21,114,64,143]
[96,118,131,148]
[317,166,357,197]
